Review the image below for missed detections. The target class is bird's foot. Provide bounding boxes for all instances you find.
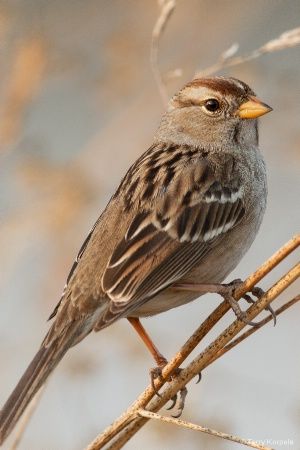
[150,354,168,396]
[243,286,276,326]
[166,370,202,417]
[221,279,276,326]
[150,362,201,417]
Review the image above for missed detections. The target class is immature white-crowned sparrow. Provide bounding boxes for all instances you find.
[0,76,272,444]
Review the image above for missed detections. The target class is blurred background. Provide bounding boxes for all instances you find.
[0,1,299,449]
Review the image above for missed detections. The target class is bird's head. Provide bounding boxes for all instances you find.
[157,76,272,149]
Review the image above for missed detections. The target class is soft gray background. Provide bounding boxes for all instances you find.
[0,1,299,449]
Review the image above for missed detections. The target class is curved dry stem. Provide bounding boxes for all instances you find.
[84,235,300,450]
[211,294,300,365]
[151,0,176,106]
[104,264,299,450]
[137,410,274,450]
[196,27,300,78]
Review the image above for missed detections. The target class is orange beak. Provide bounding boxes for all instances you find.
[237,96,273,119]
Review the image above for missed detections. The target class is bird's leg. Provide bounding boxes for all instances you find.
[127,317,167,388]
[127,317,189,416]
[173,279,276,326]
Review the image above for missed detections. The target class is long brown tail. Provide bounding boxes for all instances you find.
[0,323,84,445]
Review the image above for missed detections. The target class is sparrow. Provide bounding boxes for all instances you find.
[0,76,272,444]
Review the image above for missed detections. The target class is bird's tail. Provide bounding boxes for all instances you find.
[0,322,84,446]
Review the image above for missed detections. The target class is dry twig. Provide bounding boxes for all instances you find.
[137,410,274,450]
[151,0,300,104]
[84,235,300,450]
[211,294,300,365]
[151,0,176,107]
[196,27,300,77]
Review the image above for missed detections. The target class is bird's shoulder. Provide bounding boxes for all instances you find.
[113,142,215,209]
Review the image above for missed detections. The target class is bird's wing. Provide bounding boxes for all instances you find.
[101,155,244,324]
[48,216,102,321]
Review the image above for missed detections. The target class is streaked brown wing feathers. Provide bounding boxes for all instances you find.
[101,153,245,320]
[102,240,209,324]
[103,224,171,301]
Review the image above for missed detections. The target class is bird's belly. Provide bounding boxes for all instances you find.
[132,214,262,317]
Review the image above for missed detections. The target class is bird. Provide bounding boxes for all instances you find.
[0,76,272,444]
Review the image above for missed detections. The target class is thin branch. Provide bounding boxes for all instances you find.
[196,27,300,77]
[151,6,300,104]
[151,0,176,107]
[137,410,274,450]
[211,294,300,365]
[150,3,300,101]
[234,234,299,298]
[84,235,300,450]
[102,263,300,450]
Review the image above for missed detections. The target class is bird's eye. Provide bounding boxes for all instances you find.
[204,99,220,113]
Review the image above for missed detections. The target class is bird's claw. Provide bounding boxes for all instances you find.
[165,369,202,416]
[244,288,277,326]
[150,365,183,398]
[150,362,202,415]
[222,280,277,327]
[171,386,188,418]
[150,366,164,397]
[221,284,260,327]
[195,372,202,384]
[166,394,177,410]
